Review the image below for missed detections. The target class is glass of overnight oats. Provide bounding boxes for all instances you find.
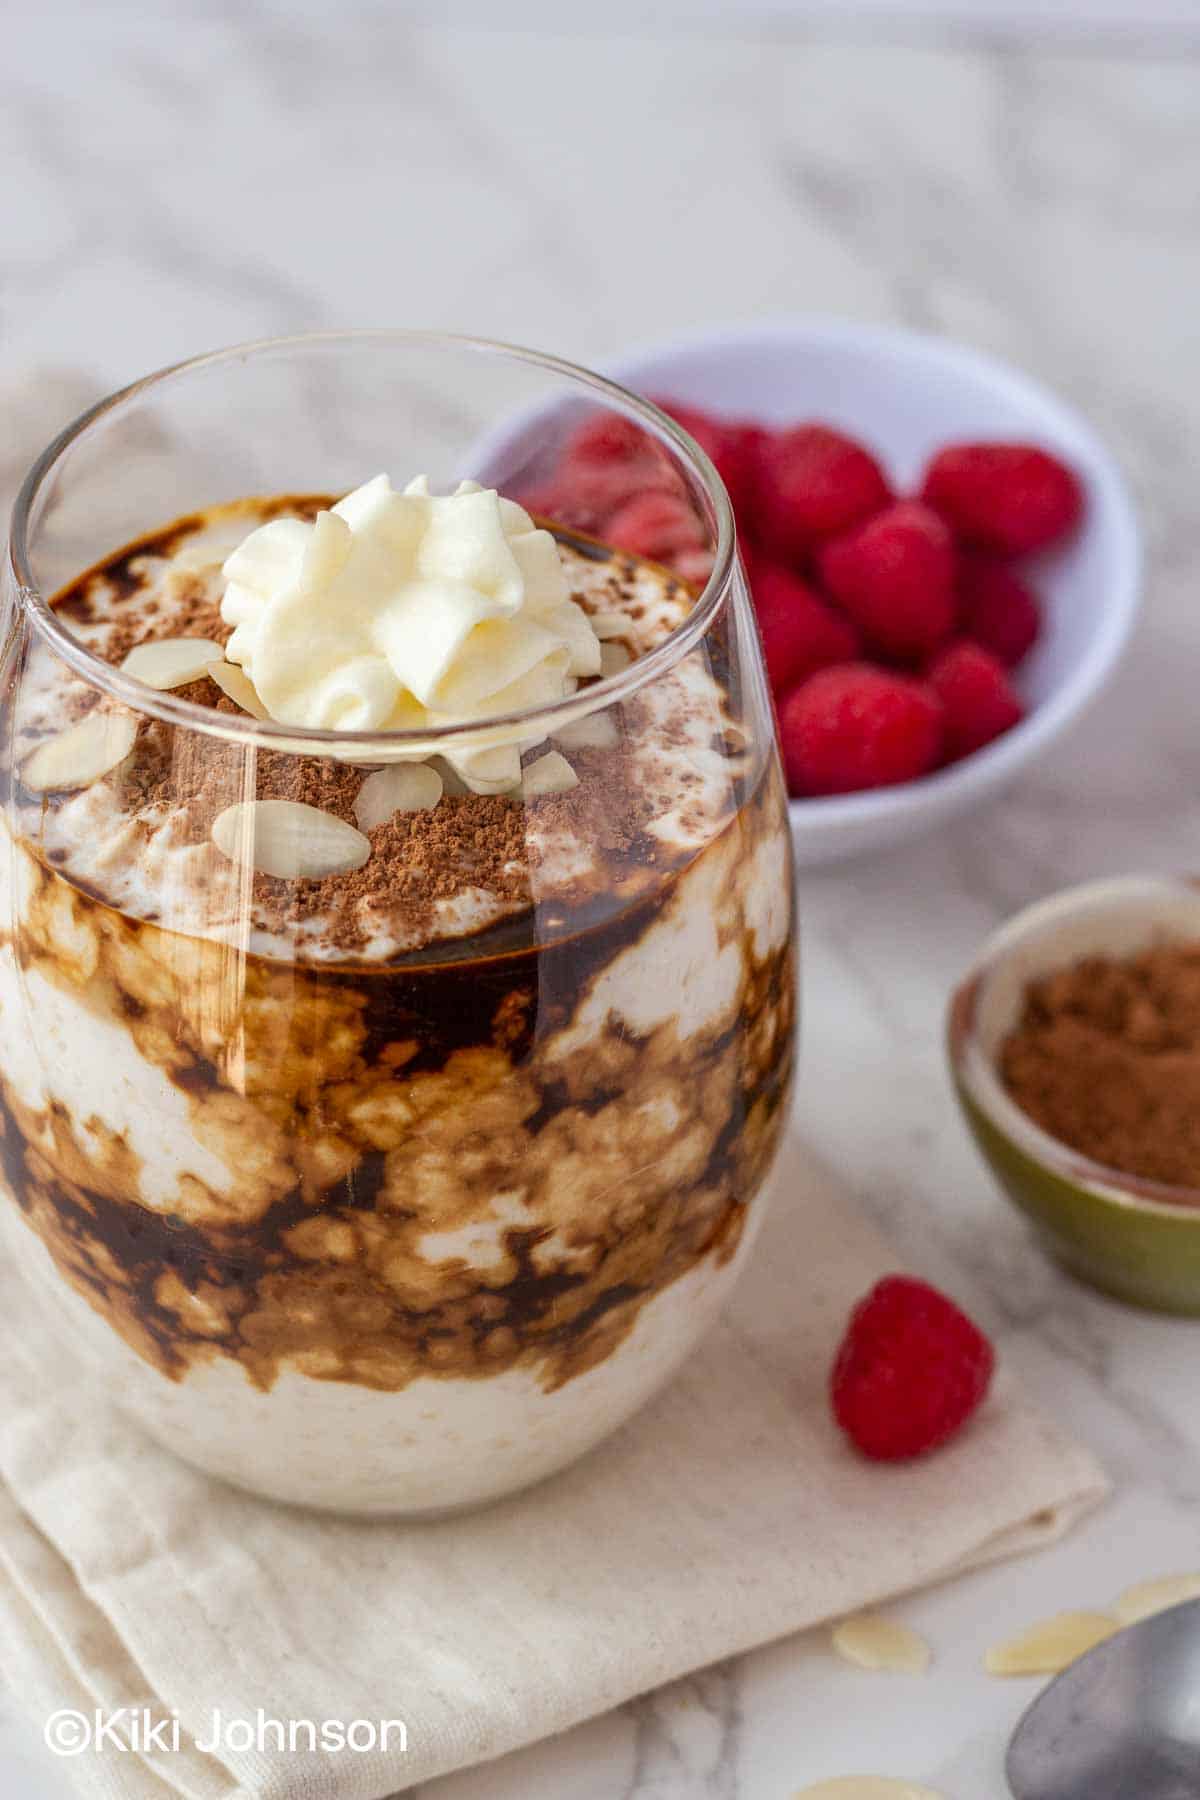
[0,333,795,1515]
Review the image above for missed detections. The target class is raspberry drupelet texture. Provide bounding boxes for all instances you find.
[779,663,943,797]
[605,490,706,560]
[652,400,764,521]
[754,424,891,561]
[817,500,958,664]
[928,641,1025,760]
[957,554,1042,668]
[921,441,1083,556]
[752,562,860,696]
[831,1274,996,1461]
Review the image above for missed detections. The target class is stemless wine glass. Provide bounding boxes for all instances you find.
[0,333,796,1516]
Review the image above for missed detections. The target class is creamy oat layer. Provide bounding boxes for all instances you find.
[0,779,794,1509]
[0,494,796,1513]
[14,498,752,962]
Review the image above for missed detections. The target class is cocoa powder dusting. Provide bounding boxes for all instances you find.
[333,794,532,946]
[1000,943,1200,1187]
[99,571,230,666]
[259,739,657,952]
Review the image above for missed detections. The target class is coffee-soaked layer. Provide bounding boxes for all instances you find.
[14,498,754,963]
[0,766,794,1397]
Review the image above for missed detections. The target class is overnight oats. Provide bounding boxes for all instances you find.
[0,335,795,1515]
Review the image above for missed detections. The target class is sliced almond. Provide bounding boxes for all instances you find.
[211,800,370,880]
[831,1613,931,1675]
[21,711,138,794]
[121,638,225,690]
[206,661,270,720]
[432,756,470,797]
[985,1611,1118,1677]
[453,745,522,796]
[1116,1574,1200,1625]
[599,641,632,678]
[794,1781,945,1799]
[354,763,443,832]
[555,711,619,752]
[521,751,579,800]
[589,611,633,641]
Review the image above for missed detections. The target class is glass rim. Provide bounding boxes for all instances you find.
[5,328,736,757]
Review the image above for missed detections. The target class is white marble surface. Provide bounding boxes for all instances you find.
[5,7,1200,1797]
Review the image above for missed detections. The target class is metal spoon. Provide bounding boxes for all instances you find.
[1007,1599,1200,1798]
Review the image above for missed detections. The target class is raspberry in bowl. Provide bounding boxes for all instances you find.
[583,321,1141,865]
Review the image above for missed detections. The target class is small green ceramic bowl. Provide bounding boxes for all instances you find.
[948,875,1200,1314]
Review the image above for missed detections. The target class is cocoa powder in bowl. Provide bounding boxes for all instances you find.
[1000,942,1200,1190]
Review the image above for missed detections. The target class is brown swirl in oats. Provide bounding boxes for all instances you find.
[0,774,793,1394]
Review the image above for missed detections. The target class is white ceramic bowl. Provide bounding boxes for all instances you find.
[602,321,1142,866]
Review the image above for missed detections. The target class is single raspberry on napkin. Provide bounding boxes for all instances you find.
[831,1274,995,1461]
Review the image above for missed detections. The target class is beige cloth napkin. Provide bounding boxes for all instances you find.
[0,1132,1107,1800]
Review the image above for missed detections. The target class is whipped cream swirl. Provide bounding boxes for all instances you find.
[220,475,601,792]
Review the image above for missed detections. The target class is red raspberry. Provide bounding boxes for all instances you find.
[525,407,682,534]
[817,501,957,664]
[779,663,943,797]
[514,480,605,535]
[928,641,1024,760]
[515,483,564,523]
[651,400,724,466]
[957,554,1042,668]
[652,399,763,523]
[921,442,1084,555]
[605,490,705,561]
[755,424,891,560]
[831,1274,995,1462]
[564,410,649,466]
[527,456,679,536]
[752,561,859,696]
[723,423,770,528]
